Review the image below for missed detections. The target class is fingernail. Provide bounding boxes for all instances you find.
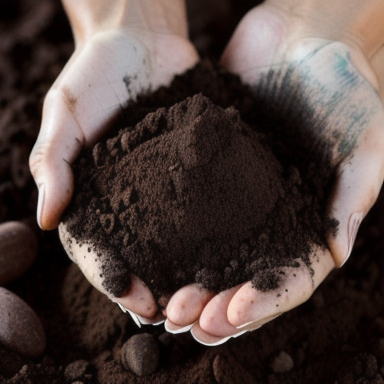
[164,321,195,334]
[36,184,45,229]
[341,212,364,267]
[117,303,142,328]
[137,314,165,326]
[190,329,248,346]
[232,330,248,339]
[190,331,231,346]
[236,312,282,331]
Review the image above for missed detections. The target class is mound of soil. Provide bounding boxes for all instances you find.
[62,66,336,302]
[1,1,384,384]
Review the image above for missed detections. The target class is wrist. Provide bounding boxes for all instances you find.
[62,0,189,45]
[265,0,384,58]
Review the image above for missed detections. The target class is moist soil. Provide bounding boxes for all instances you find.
[2,1,384,383]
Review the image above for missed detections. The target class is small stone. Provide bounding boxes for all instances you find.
[0,287,46,357]
[270,351,294,374]
[64,360,90,381]
[120,333,160,376]
[0,221,38,286]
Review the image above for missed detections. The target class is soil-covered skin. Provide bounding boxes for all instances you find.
[2,1,384,383]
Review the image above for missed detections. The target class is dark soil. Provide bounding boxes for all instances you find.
[1,1,384,383]
[62,66,336,301]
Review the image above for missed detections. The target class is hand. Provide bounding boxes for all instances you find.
[30,0,198,321]
[164,0,384,345]
[29,0,198,231]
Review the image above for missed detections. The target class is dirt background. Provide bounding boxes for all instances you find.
[1,0,384,383]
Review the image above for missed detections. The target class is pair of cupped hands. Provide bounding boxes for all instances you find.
[30,0,384,345]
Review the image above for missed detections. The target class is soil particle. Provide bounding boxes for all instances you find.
[270,350,294,374]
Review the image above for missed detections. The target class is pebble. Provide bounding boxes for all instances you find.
[64,360,91,382]
[0,287,46,357]
[270,351,294,373]
[0,221,38,286]
[120,333,160,376]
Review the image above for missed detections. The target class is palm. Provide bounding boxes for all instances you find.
[31,25,199,322]
[165,3,384,345]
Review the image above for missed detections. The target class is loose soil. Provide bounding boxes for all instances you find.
[1,1,384,383]
[62,66,336,301]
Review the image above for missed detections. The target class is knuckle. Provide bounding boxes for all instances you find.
[29,140,53,177]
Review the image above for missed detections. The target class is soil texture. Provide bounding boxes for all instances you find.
[1,1,384,384]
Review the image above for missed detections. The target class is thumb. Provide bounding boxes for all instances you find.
[328,122,384,267]
[29,36,133,230]
[220,4,285,84]
[29,91,83,230]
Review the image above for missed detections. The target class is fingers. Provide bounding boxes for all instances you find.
[58,223,158,320]
[164,284,214,333]
[163,248,335,345]
[114,274,158,320]
[116,299,165,328]
[164,284,247,344]
[29,93,83,230]
[164,246,334,345]
[30,34,150,230]
[190,286,248,346]
[328,116,384,267]
[197,286,244,338]
[190,323,247,347]
[30,30,198,230]
[227,247,335,329]
[190,247,334,344]
[220,4,285,85]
